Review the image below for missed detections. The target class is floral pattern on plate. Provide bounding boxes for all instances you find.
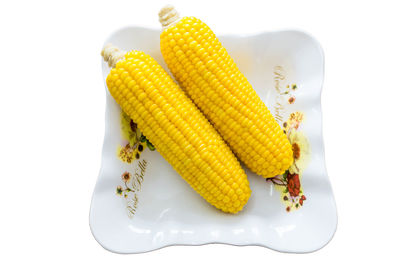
[115,111,154,217]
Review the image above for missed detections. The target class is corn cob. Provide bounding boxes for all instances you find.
[101,44,251,213]
[159,6,293,178]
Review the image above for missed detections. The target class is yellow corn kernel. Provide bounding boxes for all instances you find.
[102,45,251,213]
[159,7,293,178]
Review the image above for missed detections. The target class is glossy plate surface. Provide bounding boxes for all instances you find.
[90,27,337,253]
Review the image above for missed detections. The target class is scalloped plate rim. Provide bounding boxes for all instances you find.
[90,26,337,254]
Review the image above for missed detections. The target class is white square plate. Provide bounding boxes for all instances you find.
[90,26,337,253]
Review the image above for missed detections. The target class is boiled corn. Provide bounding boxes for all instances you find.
[159,6,293,178]
[101,44,251,213]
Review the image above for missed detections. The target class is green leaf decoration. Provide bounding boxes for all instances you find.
[146,139,155,151]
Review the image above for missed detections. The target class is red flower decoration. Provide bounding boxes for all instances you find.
[287,173,300,197]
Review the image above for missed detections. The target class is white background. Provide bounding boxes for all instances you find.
[0,0,398,266]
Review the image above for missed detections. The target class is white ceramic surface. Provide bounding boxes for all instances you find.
[90,26,337,254]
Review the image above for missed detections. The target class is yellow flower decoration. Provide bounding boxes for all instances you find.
[117,144,135,163]
[287,131,310,174]
[120,111,141,146]
[117,111,154,164]
[283,112,304,133]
